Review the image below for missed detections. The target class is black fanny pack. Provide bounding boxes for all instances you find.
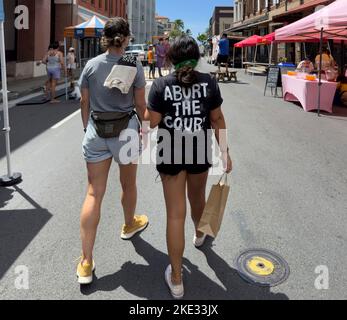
[91,110,137,139]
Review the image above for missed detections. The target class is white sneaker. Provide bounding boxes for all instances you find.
[193,233,207,248]
[165,265,184,300]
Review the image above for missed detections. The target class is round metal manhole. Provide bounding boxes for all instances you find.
[235,249,290,287]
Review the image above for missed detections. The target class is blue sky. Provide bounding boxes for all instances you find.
[157,0,234,38]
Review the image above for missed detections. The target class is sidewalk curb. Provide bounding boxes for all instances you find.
[0,79,68,103]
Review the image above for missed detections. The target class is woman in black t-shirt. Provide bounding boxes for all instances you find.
[147,36,232,299]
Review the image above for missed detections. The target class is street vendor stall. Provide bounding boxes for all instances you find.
[63,15,106,100]
[282,74,336,113]
[275,0,347,115]
[234,35,269,66]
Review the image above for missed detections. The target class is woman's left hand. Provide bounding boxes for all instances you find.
[222,152,233,174]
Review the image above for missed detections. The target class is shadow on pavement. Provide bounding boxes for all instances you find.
[80,236,288,300]
[287,102,347,118]
[0,100,80,160]
[0,187,15,209]
[323,105,347,119]
[0,186,52,280]
[219,81,250,85]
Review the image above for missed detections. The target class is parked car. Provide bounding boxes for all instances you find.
[125,44,148,65]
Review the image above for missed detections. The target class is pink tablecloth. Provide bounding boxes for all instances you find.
[282,75,337,113]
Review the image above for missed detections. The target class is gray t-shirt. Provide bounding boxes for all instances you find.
[79,52,146,113]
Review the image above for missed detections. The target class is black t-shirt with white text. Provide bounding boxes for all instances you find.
[148,72,224,166]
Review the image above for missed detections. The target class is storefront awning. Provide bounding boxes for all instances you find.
[226,15,270,33]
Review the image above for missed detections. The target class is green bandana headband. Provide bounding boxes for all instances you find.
[174,59,198,70]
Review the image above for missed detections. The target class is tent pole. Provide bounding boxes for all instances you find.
[233,46,235,68]
[79,38,82,73]
[254,44,258,63]
[317,28,323,117]
[64,37,68,100]
[241,47,244,69]
[269,42,273,66]
[0,20,21,186]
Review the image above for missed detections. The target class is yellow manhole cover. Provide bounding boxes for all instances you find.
[247,256,275,276]
[236,249,290,287]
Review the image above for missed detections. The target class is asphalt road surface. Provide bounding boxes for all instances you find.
[1,60,347,300]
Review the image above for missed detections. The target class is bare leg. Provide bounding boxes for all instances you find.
[50,79,59,103]
[71,70,75,89]
[161,171,187,285]
[44,78,51,98]
[119,164,138,226]
[187,171,209,238]
[80,158,112,264]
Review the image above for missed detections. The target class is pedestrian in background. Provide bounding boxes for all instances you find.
[315,47,333,72]
[296,56,314,73]
[163,38,172,73]
[39,42,64,103]
[156,38,167,77]
[67,47,77,89]
[217,33,230,74]
[77,17,149,285]
[147,45,156,79]
[146,36,232,299]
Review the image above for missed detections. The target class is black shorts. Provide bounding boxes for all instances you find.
[157,164,211,176]
[217,54,229,64]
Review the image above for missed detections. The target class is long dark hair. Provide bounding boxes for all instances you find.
[167,36,200,87]
[101,17,130,49]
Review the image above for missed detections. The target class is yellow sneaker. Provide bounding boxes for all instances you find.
[121,215,149,240]
[76,258,95,285]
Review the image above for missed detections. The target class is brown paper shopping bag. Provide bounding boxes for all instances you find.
[198,173,230,238]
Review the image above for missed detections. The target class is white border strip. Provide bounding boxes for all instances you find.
[51,109,81,129]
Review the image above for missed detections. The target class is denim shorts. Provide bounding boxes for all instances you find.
[47,67,61,80]
[82,115,142,164]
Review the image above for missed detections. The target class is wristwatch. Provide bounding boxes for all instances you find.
[84,128,87,133]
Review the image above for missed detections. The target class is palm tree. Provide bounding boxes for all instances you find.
[173,19,184,32]
[197,33,208,44]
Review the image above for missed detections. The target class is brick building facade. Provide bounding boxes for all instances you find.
[209,6,234,38]
[4,0,127,80]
